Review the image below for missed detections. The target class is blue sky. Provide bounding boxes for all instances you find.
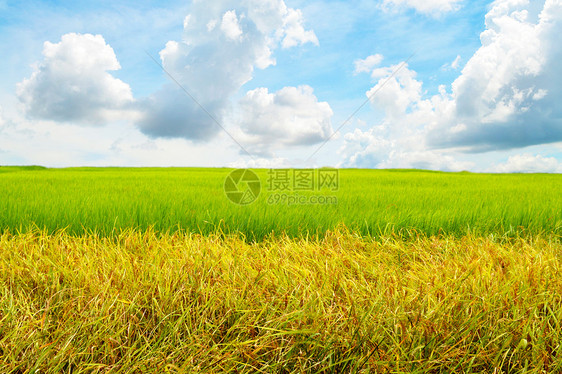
[1,0,561,172]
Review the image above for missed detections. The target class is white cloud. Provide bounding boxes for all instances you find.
[341,60,467,169]
[354,54,383,74]
[441,54,461,70]
[342,0,562,170]
[0,105,241,167]
[16,33,135,125]
[450,55,461,69]
[382,0,463,15]
[183,14,192,29]
[229,157,291,169]
[281,8,319,48]
[14,0,319,150]
[237,85,334,156]
[206,20,218,31]
[220,10,243,41]
[367,63,424,122]
[338,127,473,171]
[429,0,562,151]
[491,153,562,173]
[338,128,393,168]
[137,0,318,142]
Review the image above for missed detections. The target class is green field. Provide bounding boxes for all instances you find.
[1,166,562,372]
[1,166,560,239]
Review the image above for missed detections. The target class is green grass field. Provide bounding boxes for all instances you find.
[1,166,560,239]
[1,166,561,372]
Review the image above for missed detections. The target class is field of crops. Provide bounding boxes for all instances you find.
[1,166,560,239]
[1,166,561,372]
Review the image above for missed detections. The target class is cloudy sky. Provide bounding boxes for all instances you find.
[1,0,561,172]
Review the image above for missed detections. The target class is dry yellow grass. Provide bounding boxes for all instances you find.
[1,229,561,372]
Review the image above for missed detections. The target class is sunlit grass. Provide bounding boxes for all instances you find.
[1,167,561,371]
[1,229,562,372]
[0,167,560,240]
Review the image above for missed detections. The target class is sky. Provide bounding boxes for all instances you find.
[0,0,561,172]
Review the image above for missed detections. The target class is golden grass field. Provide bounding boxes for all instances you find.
[1,229,561,373]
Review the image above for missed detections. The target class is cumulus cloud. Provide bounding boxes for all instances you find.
[220,10,243,41]
[136,86,224,141]
[338,127,473,171]
[17,33,135,125]
[354,54,383,74]
[237,85,334,156]
[340,60,464,169]
[490,153,562,173]
[382,0,463,15]
[338,127,393,168]
[429,0,562,151]
[281,8,319,48]
[137,0,318,142]
[367,62,424,122]
[342,0,562,169]
[15,0,319,151]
